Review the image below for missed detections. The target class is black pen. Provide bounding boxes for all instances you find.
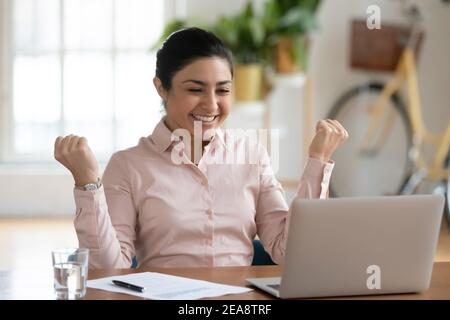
[112,280,146,293]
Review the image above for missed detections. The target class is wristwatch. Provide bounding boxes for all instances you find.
[80,179,102,191]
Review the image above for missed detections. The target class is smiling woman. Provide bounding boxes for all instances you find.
[53,27,348,269]
[153,28,234,149]
[155,57,233,163]
[152,28,234,163]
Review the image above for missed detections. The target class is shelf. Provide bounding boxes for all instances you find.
[269,73,307,88]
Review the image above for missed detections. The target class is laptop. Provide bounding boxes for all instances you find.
[247,194,444,299]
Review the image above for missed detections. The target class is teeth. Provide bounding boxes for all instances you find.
[191,114,217,122]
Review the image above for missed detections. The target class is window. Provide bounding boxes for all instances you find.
[2,0,173,163]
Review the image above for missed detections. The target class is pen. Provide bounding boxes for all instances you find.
[112,280,146,293]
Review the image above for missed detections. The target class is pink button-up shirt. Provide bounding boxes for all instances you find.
[73,119,334,268]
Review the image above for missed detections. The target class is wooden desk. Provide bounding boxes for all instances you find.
[1,262,450,300]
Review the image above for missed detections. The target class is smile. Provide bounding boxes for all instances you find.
[190,113,219,122]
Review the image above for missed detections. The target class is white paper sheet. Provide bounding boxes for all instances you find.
[87,272,253,300]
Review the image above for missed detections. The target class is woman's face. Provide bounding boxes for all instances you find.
[154,57,232,138]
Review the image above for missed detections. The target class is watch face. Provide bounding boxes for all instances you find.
[84,183,98,191]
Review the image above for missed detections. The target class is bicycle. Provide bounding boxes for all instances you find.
[327,2,450,222]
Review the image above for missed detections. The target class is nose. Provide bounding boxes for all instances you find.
[201,91,219,113]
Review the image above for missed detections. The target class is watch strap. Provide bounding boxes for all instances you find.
[76,178,102,191]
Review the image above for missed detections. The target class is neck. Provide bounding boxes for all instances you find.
[190,138,211,165]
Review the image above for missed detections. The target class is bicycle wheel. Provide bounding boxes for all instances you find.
[328,82,412,197]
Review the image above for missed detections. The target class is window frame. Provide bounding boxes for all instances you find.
[0,0,14,163]
[0,0,182,164]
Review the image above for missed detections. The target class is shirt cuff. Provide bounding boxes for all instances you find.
[73,185,106,216]
[303,157,335,198]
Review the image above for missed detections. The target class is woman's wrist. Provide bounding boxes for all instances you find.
[308,152,329,163]
[74,174,99,187]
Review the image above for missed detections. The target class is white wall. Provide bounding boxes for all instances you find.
[1,0,449,216]
[0,166,75,217]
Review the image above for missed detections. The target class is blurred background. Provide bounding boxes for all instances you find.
[0,0,449,270]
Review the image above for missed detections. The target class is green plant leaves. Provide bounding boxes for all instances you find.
[151,19,187,51]
[152,0,322,69]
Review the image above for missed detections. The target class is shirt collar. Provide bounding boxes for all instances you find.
[212,127,226,148]
[150,118,226,153]
[150,118,174,153]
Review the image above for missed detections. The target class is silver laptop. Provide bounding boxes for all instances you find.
[247,194,444,299]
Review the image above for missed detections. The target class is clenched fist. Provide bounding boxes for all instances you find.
[308,119,348,163]
[54,135,99,186]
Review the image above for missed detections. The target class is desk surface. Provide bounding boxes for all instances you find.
[1,262,450,300]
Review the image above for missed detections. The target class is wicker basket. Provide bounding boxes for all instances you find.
[350,19,424,72]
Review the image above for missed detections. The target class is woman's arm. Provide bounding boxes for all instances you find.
[73,152,137,268]
[255,120,348,265]
[55,136,137,268]
[255,150,333,265]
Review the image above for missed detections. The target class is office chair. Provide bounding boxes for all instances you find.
[131,256,138,269]
[251,239,276,266]
[130,239,275,268]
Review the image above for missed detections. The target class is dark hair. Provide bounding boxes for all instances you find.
[155,27,234,91]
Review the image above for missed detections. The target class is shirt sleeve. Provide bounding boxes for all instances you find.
[73,152,137,268]
[255,145,334,265]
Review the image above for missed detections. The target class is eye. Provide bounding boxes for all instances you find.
[217,88,230,95]
[188,88,202,93]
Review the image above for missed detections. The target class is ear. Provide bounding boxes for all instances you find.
[153,77,168,101]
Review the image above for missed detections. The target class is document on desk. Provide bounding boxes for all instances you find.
[87,272,253,300]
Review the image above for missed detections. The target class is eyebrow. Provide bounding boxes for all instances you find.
[182,80,232,86]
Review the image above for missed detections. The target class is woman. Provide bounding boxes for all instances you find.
[54,28,348,268]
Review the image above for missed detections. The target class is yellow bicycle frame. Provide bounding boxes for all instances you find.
[360,47,450,181]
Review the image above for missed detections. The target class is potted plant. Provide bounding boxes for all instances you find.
[211,2,267,102]
[262,0,322,73]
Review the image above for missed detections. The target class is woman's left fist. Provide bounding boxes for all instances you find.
[308,119,348,163]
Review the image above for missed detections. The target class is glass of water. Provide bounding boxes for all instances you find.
[52,248,89,300]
